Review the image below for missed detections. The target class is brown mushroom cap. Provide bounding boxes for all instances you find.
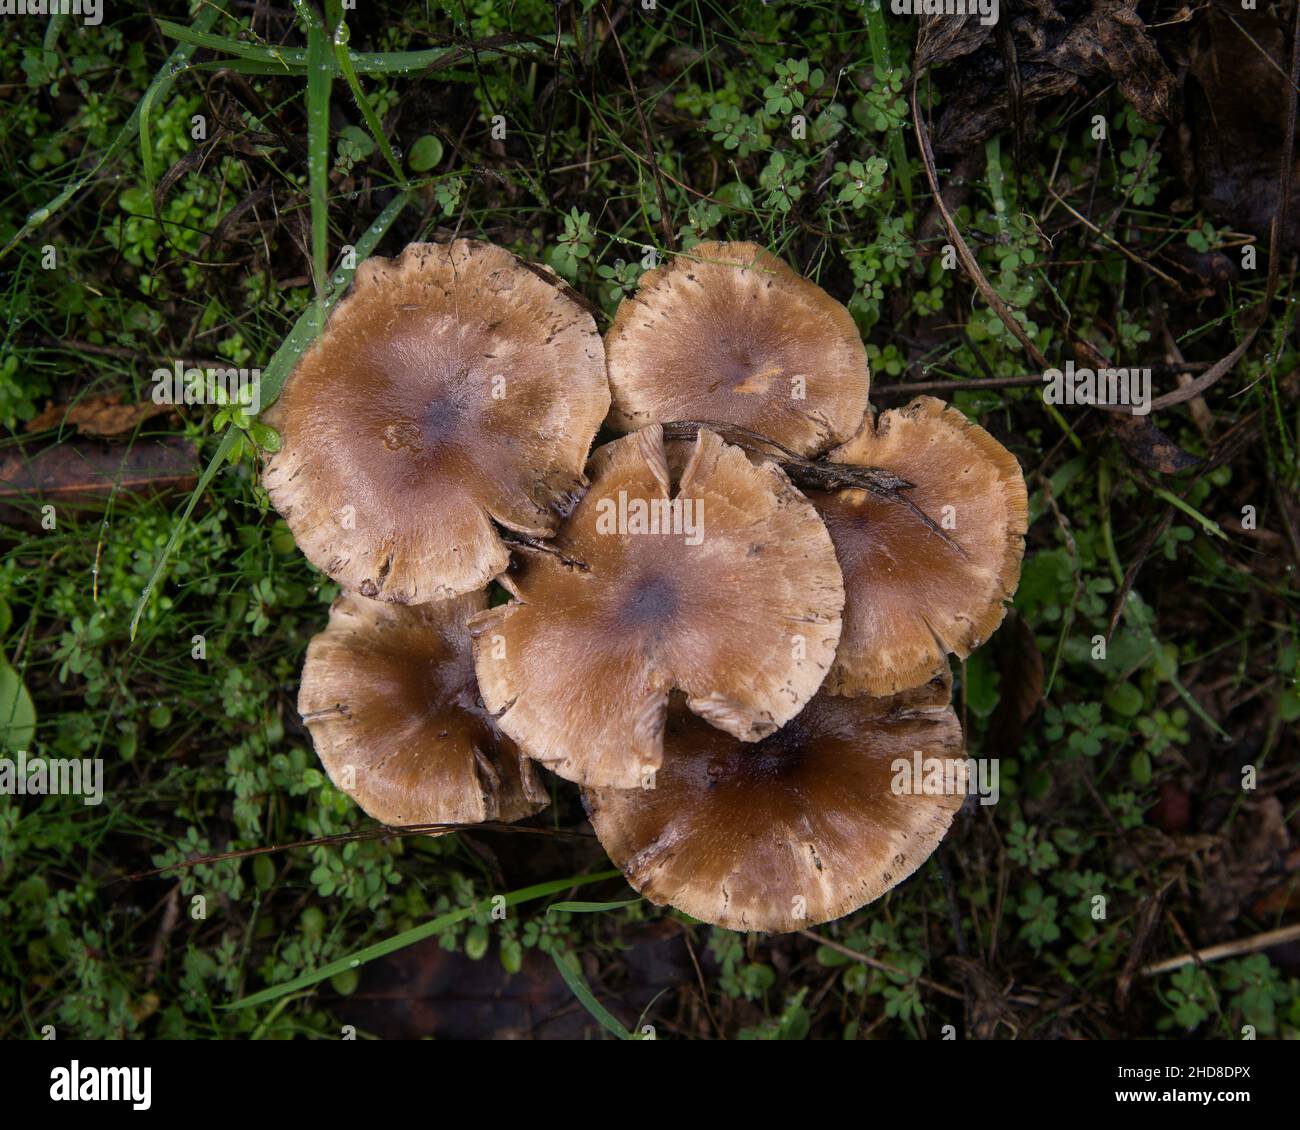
[604,241,870,456]
[263,240,609,603]
[471,424,844,789]
[299,589,548,826]
[584,672,965,932]
[813,396,1028,697]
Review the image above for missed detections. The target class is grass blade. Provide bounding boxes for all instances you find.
[228,869,621,1010]
[331,15,409,187]
[296,0,332,312]
[548,898,641,915]
[551,950,635,1040]
[155,18,565,75]
[154,19,302,69]
[862,0,912,208]
[138,65,180,195]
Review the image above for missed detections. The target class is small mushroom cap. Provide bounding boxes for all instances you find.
[815,396,1028,697]
[584,673,965,933]
[264,240,609,603]
[604,241,870,456]
[299,590,548,826]
[472,424,844,789]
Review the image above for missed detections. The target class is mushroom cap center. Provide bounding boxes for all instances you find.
[618,571,681,628]
[418,395,465,447]
[706,338,782,396]
[376,351,484,458]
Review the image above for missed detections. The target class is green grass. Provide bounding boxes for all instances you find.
[0,1,1296,1040]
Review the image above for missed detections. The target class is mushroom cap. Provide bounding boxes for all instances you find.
[584,672,965,932]
[471,424,845,789]
[815,396,1028,697]
[263,240,610,603]
[299,589,548,826]
[604,241,870,456]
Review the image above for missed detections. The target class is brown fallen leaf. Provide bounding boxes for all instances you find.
[1171,4,1300,250]
[1200,795,1290,933]
[334,921,687,1040]
[1109,413,1199,473]
[1150,780,1193,835]
[917,0,1176,156]
[1250,847,1300,917]
[26,392,175,440]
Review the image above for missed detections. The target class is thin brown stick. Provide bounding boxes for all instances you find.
[602,4,677,253]
[1141,923,1300,977]
[874,375,1050,395]
[500,528,591,571]
[910,81,1050,369]
[1048,188,1182,288]
[798,929,964,1001]
[677,925,723,1038]
[873,363,1211,398]
[660,419,969,558]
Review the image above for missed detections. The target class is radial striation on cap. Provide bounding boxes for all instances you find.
[604,241,870,456]
[584,673,965,933]
[263,240,610,604]
[299,590,548,827]
[813,396,1029,697]
[470,424,845,789]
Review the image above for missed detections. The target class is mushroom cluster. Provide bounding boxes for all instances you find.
[267,239,1027,933]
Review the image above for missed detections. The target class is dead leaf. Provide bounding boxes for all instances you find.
[917,1,1176,156]
[334,922,687,1039]
[26,392,175,440]
[1200,796,1290,932]
[1172,4,1300,250]
[1110,413,1200,473]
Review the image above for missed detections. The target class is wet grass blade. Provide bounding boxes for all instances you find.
[138,64,180,195]
[331,14,408,187]
[547,898,641,915]
[552,950,635,1040]
[154,20,302,69]
[228,869,620,1010]
[863,0,912,209]
[296,0,332,312]
[156,18,562,75]
[1151,486,1227,540]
